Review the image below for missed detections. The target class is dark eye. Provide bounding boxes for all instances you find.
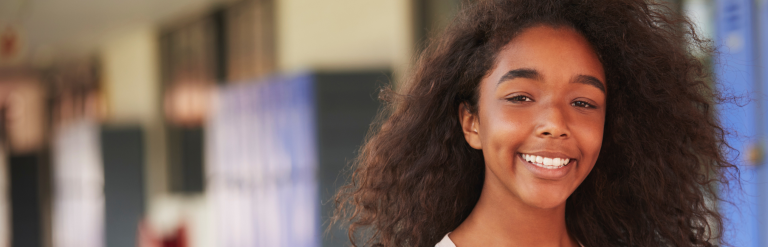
[571,101,595,108]
[507,95,533,102]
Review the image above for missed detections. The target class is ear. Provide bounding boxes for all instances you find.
[459,103,482,149]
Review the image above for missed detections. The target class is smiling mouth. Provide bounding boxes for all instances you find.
[519,153,573,169]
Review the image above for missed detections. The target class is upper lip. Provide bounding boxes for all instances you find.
[519,151,576,160]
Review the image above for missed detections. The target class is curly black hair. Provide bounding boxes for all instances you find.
[333,0,738,246]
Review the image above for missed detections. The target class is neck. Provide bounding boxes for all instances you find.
[450,176,578,247]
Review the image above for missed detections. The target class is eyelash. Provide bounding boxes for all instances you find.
[571,101,596,109]
[507,95,533,102]
[506,95,597,109]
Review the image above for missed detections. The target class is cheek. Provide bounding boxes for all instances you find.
[482,106,530,139]
[573,115,605,158]
[481,108,533,160]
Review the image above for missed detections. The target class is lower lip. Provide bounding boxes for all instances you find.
[518,153,575,179]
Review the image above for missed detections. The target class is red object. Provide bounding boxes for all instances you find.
[162,225,188,247]
[138,220,188,247]
[0,27,18,58]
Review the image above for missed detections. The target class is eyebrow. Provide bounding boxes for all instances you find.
[573,74,606,93]
[497,68,606,93]
[498,68,541,83]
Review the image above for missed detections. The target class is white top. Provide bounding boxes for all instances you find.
[435,234,456,247]
[436,233,584,247]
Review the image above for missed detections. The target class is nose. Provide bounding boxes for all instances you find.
[536,106,570,139]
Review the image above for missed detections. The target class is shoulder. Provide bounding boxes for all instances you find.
[434,233,585,247]
[435,233,456,247]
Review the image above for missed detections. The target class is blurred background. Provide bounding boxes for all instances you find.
[0,0,765,246]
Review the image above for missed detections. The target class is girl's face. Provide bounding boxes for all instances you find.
[461,25,606,209]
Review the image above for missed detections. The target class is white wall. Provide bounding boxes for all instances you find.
[276,0,414,72]
[100,27,161,125]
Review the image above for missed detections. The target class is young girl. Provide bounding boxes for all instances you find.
[333,0,736,246]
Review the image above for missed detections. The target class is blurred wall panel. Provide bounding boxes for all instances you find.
[168,127,205,193]
[226,0,275,82]
[160,9,221,195]
[412,0,461,52]
[757,0,768,245]
[160,17,216,84]
[101,126,146,247]
[9,154,42,247]
[714,0,759,246]
[314,71,386,247]
[0,144,9,247]
[207,73,319,247]
[4,79,47,155]
[51,120,104,247]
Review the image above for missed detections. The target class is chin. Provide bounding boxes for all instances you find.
[519,189,570,209]
[525,198,566,209]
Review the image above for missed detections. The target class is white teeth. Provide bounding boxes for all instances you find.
[521,154,572,169]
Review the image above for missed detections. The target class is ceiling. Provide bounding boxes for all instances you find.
[0,0,223,66]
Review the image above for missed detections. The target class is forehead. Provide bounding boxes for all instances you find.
[490,25,605,85]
